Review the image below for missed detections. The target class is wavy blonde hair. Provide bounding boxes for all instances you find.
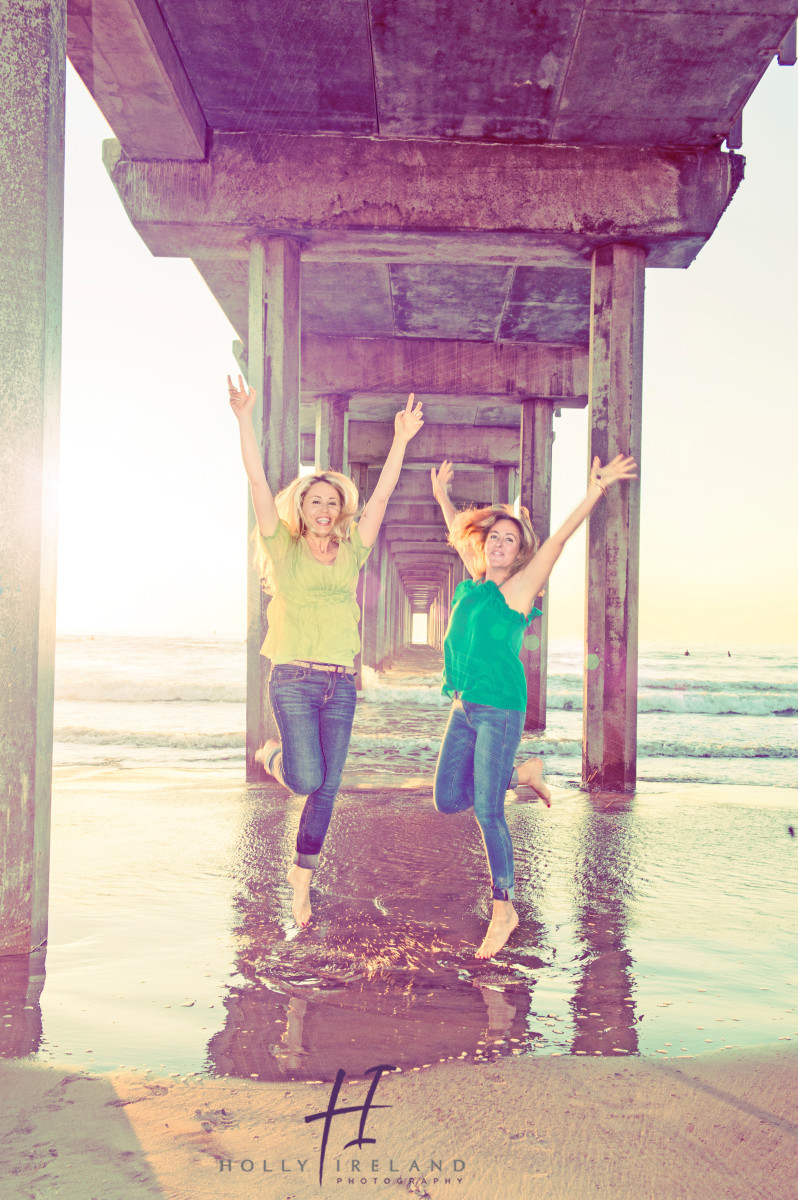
[449,504,539,581]
[257,469,361,592]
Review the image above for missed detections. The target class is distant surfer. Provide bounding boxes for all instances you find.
[229,375,423,927]
[430,452,637,958]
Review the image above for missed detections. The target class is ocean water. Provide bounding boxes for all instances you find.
[0,635,790,1079]
[54,635,798,788]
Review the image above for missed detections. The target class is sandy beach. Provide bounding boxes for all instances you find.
[1,1043,797,1199]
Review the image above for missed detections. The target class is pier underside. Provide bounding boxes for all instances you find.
[1,0,796,948]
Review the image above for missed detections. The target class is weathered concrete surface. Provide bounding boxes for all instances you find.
[67,0,207,160]
[245,238,301,779]
[301,335,588,398]
[492,465,513,505]
[104,132,743,374]
[68,1,796,152]
[103,134,744,271]
[159,0,377,136]
[233,334,588,437]
[519,400,555,733]
[583,244,645,794]
[314,393,348,472]
[0,0,65,954]
[348,421,520,466]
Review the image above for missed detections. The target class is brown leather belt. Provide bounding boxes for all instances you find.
[282,659,351,674]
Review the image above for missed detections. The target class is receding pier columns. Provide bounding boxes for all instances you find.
[583,243,645,793]
[245,237,301,780]
[0,0,65,955]
[519,399,554,732]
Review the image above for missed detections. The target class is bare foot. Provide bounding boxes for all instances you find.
[475,900,519,959]
[287,864,313,927]
[515,756,551,806]
[256,738,284,784]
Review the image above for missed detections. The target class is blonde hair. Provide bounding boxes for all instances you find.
[449,504,539,580]
[257,469,361,591]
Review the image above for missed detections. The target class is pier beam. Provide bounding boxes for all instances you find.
[519,400,554,732]
[246,236,301,780]
[0,0,65,955]
[583,243,645,793]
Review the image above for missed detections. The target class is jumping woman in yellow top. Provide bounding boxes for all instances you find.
[229,374,423,927]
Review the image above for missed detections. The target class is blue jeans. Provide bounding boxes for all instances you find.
[433,698,524,900]
[268,664,357,869]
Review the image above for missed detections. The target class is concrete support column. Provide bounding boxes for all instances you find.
[492,465,512,506]
[387,562,397,665]
[315,393,349,472]
[246,236,301,780]
[394,581,401,658]
[362,531,381,672]
[583,243,645,793]
[519,400,554,732]
[0,0,66,955]
[374,537,389,669]
[350,461,369,689]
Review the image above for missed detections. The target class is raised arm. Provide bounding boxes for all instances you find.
[228,374,279,537]
[431,459,481,579]
[357,393,423,548]
[503,454,638,613]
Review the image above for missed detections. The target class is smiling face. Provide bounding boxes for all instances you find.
[483,517,522,574]
[301,481,343,536]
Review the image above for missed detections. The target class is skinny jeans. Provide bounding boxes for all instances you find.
[268,663,357,869]
[433,697,524,900]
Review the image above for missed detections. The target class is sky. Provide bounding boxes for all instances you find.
[57,60,797,644]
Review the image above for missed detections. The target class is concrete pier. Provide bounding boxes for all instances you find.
[519,399,555,733]
[583,244,646,793]
[245,237,301,780]
[315,393,349,473]
[0,0,65,954]
[1,3,790,951]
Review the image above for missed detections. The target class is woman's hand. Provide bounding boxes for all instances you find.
[394,393,424,444]
[431,459,454,501]
[228,373,257,422]
[590,453,638,493]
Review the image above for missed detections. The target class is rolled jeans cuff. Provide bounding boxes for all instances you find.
[492,885,515,901]
[293,850,319,870]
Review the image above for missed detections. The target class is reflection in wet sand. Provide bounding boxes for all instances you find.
[569,794,639,1056]
[0,949,45,1058]
[208,786,548,1081]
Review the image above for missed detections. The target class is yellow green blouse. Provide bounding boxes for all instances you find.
[258,520,372,667]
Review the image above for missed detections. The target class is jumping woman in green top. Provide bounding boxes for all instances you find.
[431,453,637,958]
[229,375,423,927]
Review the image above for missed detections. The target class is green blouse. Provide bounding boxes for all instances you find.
[442,578,542,712]
[258,520,372,667]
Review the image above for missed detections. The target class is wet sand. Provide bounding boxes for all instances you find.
[2,663,797,1196]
